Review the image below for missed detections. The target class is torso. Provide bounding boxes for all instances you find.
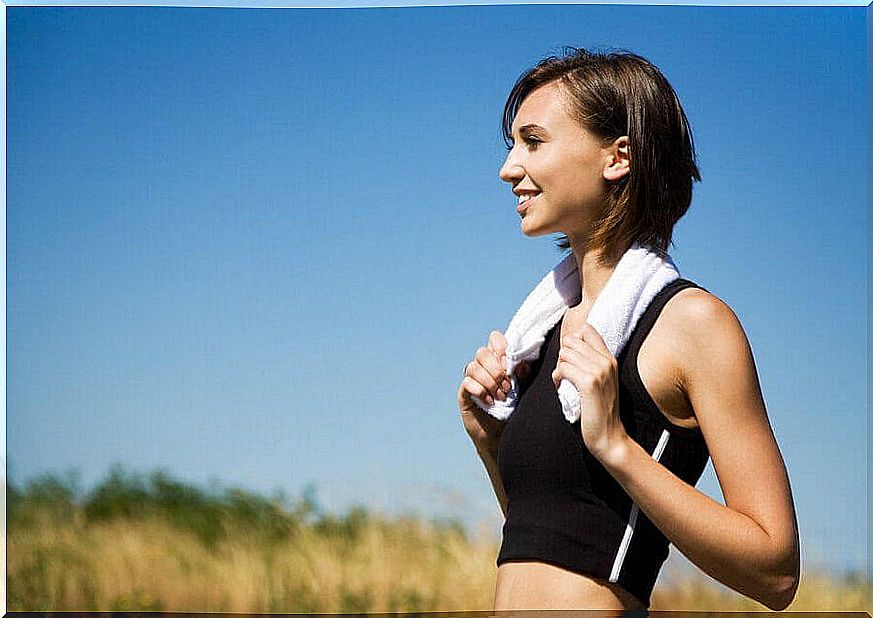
[494,561,646,610]
[493,286,706,610]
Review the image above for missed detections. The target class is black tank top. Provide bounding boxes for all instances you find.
[496,278,710,609]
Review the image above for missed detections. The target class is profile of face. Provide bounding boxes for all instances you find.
[499,81,629,242]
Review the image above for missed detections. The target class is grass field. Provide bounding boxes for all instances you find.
[8,467,870,612]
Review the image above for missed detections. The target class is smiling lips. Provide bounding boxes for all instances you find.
[517,192,539,215]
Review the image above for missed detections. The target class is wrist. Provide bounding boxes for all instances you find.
[594,431,633,471]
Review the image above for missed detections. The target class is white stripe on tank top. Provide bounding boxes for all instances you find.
[608,428,671,583]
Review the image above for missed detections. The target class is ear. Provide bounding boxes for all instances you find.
[603,136,630,182]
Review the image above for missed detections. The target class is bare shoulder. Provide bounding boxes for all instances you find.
[661,286,747,347]
[656,286,755,393]
[657,287,766,409]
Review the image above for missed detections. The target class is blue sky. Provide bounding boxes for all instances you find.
[6,4,867,583]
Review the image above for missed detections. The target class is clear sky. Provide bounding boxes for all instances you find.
[6,4,867,581]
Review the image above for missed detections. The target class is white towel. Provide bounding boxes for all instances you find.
[471,242,679,424]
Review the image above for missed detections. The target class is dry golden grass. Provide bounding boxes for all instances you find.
[9,510,498,612]
[9,510,870,612]
[652,566,870,611]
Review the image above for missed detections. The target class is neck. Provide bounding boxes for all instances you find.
[568,238,632,308]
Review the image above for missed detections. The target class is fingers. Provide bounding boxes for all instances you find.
[553,334,615,389]
[484,330,511,394]
[475,346,512,399]
[578,323,611,356]
[461,338,512,405]
[553,345,586,388]
[460,375,497,406]
[563,325,614,363]
[488,330,508,361]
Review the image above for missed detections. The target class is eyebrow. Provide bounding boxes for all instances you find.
[517,124,549,138]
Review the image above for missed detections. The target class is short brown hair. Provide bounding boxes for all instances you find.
[502,47,701,262]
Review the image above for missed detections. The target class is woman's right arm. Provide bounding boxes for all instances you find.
[476,442,508,517]
[458,330,525,519]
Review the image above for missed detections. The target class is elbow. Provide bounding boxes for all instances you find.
[762,575,798,611]
[760,543,800,610]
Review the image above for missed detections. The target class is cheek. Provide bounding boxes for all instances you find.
[552,165,594,201]
[561,158,603,195]
[539,158,575,190]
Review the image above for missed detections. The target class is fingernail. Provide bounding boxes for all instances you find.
[486,394,494,405]
[502,379,511,392]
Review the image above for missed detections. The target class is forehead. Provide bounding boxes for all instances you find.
[511,82,577,133]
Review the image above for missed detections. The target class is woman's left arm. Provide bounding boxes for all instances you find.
[558,292,800,610]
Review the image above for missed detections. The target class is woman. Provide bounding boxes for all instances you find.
[457,48,800,611]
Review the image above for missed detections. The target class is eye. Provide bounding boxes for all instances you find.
[524,136,542,150]
[505,135,543,152]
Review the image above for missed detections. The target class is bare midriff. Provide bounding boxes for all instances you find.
[493,561,646,611]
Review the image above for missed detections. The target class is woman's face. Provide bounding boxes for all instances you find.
[499,82,626,242]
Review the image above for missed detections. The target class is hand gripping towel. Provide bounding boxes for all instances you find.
[470,242,679,425]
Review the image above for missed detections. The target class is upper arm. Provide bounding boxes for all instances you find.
[672,290,799,569]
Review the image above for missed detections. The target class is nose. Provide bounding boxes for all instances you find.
[499,147,524,185]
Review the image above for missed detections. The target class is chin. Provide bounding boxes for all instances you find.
[519,222,540,238]
[520,216,555,238]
